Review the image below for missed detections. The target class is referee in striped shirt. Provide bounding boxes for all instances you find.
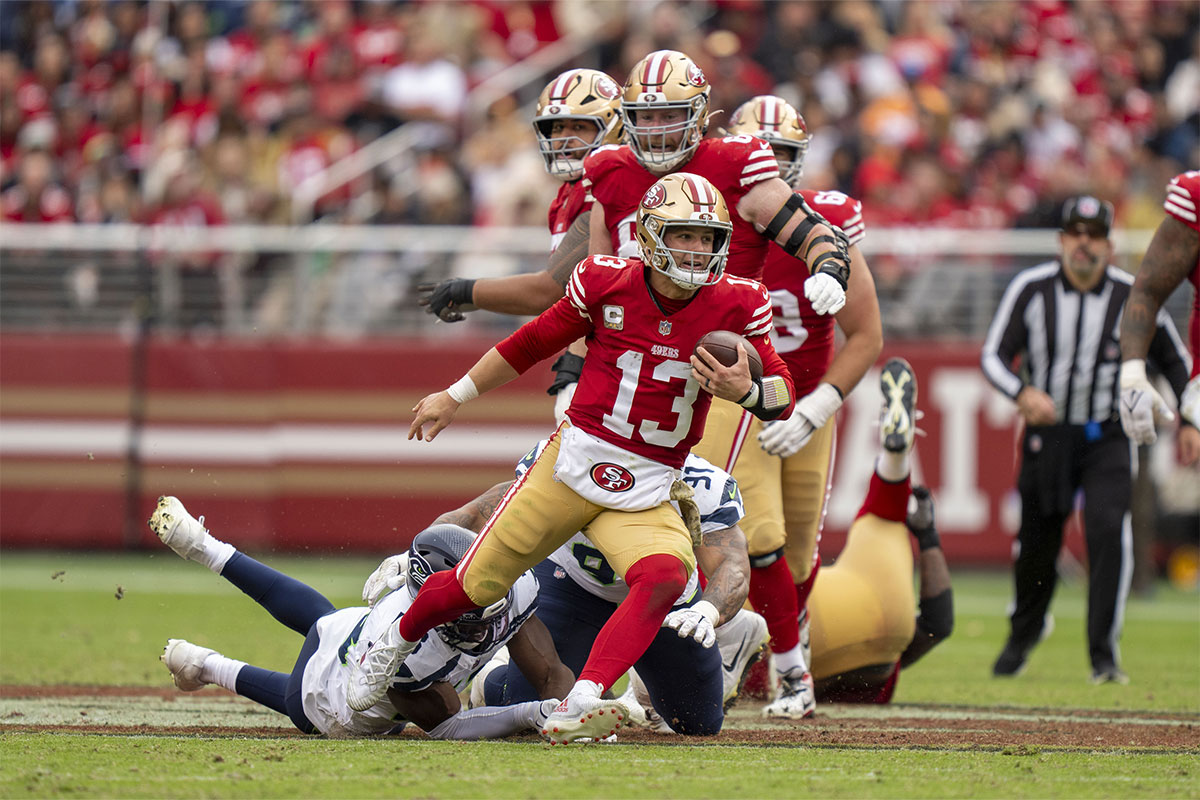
[981,196,1192,684]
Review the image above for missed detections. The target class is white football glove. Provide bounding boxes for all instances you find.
[553,382,576,426]
[1119,359,1174,445]
[662,600,718,648]
[362,554,407,607]
[1181,375,1200,428]
[804,272,846,316]
[759,383,842,458]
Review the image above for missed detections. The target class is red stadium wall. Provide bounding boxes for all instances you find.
[0,333,1025,564]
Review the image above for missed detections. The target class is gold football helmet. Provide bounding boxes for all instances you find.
[533,68,624,181]
[621,50,711,174]
[727,95,811,186]
[636,172,732,289]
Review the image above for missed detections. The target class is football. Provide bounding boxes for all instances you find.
[694,330,763,379]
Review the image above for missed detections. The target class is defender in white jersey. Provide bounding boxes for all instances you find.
[149,497,573,739]
[363,448,770,734]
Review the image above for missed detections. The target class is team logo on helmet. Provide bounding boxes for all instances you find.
[595,76,620,100]
[407,552,434,589]
[1078,196,1100,216]
[642,182,667,209]
[685,63,707,87]
[590,463,635,492]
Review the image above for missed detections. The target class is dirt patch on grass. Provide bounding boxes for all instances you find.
[2,685,1196,751]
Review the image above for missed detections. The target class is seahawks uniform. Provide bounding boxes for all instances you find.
[483,442,745,735]
[301,572,538,736]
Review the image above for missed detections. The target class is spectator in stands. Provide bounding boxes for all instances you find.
[2,148,74,222]
[379,19,466,149]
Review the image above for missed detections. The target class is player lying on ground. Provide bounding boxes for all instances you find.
[348,172,796,744]
[804,358,954,702]
[362,446,769,736]
[149,498,573,739]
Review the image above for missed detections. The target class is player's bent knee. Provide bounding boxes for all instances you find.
[625,554,689,608]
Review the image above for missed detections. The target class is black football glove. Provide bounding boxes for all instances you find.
[417,278,477,322]
[547,352,585,396]
[906,485,941,551]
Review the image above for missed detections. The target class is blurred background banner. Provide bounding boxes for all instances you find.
[0,0,1196,569]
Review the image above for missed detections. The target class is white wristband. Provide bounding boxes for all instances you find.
[446,375,479,404]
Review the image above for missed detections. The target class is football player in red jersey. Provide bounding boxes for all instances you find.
[418,52,852,340]
[1119,170,1200,466]
[417,68,622,321]
[347,174,796,744]
[720,96,883,718]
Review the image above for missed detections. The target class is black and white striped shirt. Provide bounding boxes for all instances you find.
[982,261,1191,426]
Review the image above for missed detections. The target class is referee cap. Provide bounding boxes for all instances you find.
[1061,195,1114,237]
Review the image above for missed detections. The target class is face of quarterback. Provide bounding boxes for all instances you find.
[630,106,688,152]
[663,225,715,267]
[1059,223,1111,289]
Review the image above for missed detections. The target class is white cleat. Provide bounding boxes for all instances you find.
[880,357,919,454]
[148,496,208,562]
[615,669,673,734]
[539,694,629,745]
[716,609,770,711]
[347,623,418,712]
[161,639,215,692]
[468,646,510,709]
[763,666,816,720]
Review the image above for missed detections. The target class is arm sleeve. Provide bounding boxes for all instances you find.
[495,296,593,374]
[899,588,954,669]
[981,280,1030,400]
[749,334,796,420]
[1147,308,1194,404]
[425,700,544,740]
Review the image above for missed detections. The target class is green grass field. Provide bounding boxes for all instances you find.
[2,550,1198,799]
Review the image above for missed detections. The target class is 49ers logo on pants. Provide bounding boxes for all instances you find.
[590,463,636,492]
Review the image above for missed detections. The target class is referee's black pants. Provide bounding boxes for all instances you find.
[1009,422,1132,672]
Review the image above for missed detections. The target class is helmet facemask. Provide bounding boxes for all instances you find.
[533,116,606,181]
[622,97,707,174]
[765,136,810,187]
[641,217,731,289]
[726,95,811,187]
[437,594,513,654]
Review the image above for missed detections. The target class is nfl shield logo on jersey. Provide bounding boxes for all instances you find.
[658,320,672,336]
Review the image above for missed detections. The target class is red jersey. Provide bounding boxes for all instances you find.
[1163,170,1200,375]
[761,189,865,395]
[547,180,592,253]
[582,136,780,279]
[496,255,795,468]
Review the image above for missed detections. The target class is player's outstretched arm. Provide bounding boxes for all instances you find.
[410,349,520,442]
[432,481,515,532]
[694,524,750,626]
[389,680,553,740]
[1121,216,1198,362]
[899,487,954,669]
[417,215,594,320]
[507,615,575,700]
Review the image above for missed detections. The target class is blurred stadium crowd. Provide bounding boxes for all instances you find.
[2,0,1197,233]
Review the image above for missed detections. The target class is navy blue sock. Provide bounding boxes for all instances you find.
[221,553,336,635]
[235,666,290,716]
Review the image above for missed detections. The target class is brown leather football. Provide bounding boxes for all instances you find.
[694,330,763,379]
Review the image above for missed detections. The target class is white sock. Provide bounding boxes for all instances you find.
[875,451,910,483]
[203,538,237,574]
[200,652,246,692]
[774,642,808,675]
[568,679,604,700]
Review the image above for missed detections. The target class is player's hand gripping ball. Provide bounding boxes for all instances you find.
[693,330,763,379]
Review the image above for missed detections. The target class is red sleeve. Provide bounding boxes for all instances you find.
[495,296,593,373]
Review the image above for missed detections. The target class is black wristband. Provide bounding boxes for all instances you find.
[547,352,585,396]
[448,278,476,306]
[914,526,941,551]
